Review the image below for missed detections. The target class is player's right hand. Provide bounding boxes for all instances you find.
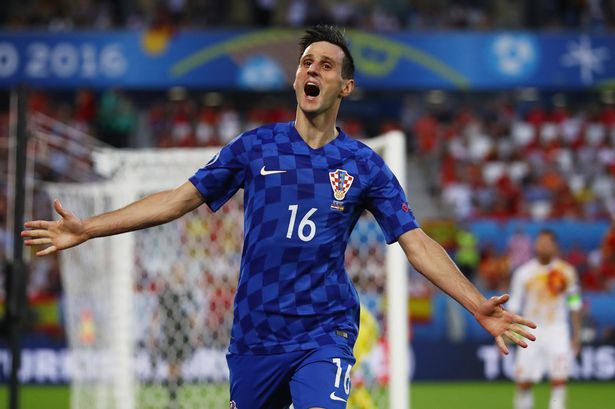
[21,199,87,256]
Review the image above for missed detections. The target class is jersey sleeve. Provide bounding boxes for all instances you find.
[364,152,419,244]
[189,134,248,212]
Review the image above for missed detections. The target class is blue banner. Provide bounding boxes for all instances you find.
[0,30,614,90]
[468,220,610,253]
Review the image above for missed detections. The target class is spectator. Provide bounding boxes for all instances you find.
[286,0,308,27]
[5,0,615,30]
[74,89,97,129]
[97,90,137,147]
[600,253,615,290]
[442,179,473,219]
[478,246,510,291]
[581,266,607,292]
[454,227,480,281]
[252,0,277,26]
[507,227,533,270]
[218,106,242,145]
[566,242,588,272]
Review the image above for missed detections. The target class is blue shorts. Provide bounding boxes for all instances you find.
[227,343,356,409]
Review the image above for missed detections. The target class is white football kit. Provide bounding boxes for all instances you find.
[508,258,581,382]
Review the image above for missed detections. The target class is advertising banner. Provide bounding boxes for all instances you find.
[0,30,614,90]
[2,343,613,384]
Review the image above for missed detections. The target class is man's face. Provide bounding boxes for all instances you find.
[535,233,558,260]
[293,41,354,116]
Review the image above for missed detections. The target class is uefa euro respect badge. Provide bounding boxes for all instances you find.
[329,169,354,201]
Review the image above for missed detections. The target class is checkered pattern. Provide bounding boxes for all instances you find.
[329,169,354,199]
[189,122,419,354]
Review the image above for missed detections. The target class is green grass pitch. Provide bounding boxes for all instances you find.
[0,381,613,408]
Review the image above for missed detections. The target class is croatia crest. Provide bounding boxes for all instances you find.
[329,169,354,201]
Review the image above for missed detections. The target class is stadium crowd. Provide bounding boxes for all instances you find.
[424,95,615,221]
[2,87,615,343]
[3,0,615,32]
[16,88,615,222]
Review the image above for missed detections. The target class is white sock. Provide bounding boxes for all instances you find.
[549,385,566,409]
[514,389,533,409]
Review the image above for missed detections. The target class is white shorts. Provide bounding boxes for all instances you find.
[515,324,572,383]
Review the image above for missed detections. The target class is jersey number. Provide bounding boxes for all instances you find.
[332,358,352,394]
[286,205,317,242]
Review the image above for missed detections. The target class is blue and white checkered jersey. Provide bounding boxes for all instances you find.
[189,122,419,354]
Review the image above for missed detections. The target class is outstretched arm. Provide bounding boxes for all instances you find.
[571,309,582,355]
[22,181,205,256]
[567,274,583,355]
[398,228,536,355]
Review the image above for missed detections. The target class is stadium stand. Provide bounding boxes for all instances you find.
[3,0,615,32]
[2,88,615,347]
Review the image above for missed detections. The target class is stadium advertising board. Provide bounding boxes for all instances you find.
[1,343,614,384]
[411,342,615,381]
[0,30,614,90]
[476,345,615,381]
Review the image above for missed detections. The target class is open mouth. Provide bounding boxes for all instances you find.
[304,83,320,97]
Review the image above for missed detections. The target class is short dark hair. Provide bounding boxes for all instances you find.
[299,25,355,80]
[538,229,558,242]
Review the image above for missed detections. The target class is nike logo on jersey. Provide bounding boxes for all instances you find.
[260,166,287,176]
[329,392,347,403]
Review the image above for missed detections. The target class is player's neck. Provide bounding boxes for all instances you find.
[537,256,554,265]
[294,108,339,149]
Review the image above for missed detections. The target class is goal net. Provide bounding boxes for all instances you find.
[48,131,409,409]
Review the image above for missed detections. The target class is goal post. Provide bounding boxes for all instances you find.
[369,131,410,409]
[45,183,137,409]
[47,131,410,409]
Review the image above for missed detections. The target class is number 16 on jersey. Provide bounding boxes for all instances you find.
[286,205,317,242]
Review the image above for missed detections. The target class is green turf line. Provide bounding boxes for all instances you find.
[1,381,613,409]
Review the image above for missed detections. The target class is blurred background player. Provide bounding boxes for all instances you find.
[348,305,379,409]
[508,230,582,409]
[149,263,198,409]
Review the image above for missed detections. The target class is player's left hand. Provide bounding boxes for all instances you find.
[474,294,537,355]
